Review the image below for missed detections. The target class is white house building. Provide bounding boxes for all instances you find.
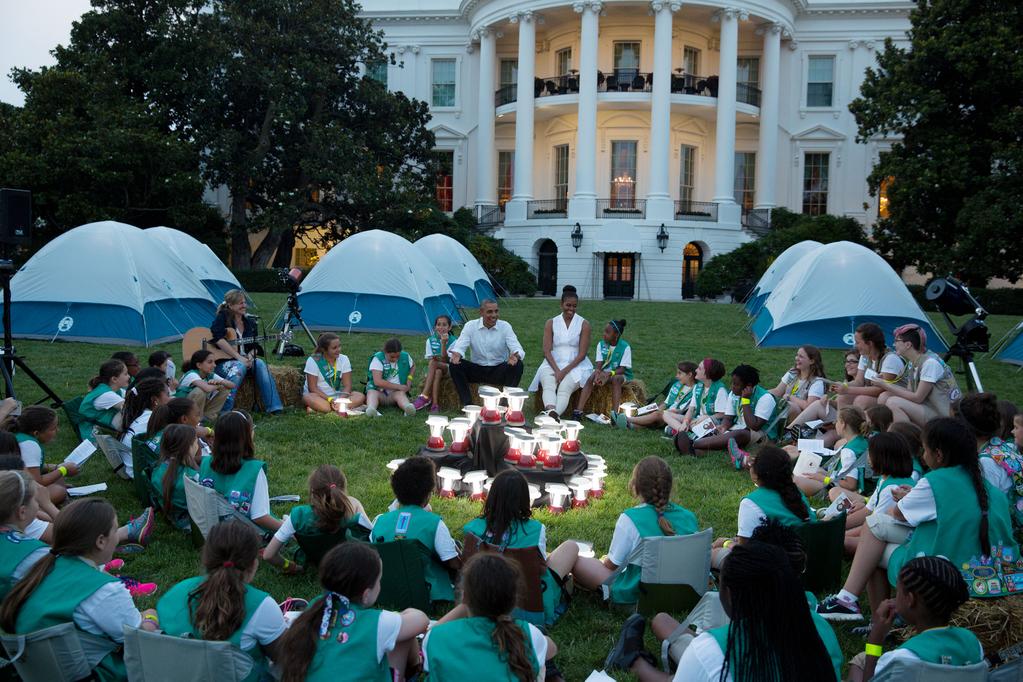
[360,0,912,300]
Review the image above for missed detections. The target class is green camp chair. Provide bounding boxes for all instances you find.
[130,437,160,508]
[794,513,846,595]
[370,540,433,613]
[61,396,113,443]
[122,625,254,682]
[0,622,117,682]
[295,529,347,567]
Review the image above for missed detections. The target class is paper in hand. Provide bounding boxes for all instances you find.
[64,440,97,466]
[690,418,716,439]
[67,482,108,497]
[863,368,881,382]
[797,439,827,454]
[793,451,823,477]
[636,402,659,416]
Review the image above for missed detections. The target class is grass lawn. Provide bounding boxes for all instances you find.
[12,295,1023,680]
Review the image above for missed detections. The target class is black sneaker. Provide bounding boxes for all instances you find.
[547,410,561,423]
[604,613,647,672]
[816,594,863,622]
[850,624,872,638]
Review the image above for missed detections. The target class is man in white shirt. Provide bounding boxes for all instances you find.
[447,299,526,407]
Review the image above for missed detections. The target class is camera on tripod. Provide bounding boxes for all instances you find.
[924,276,989,391]
[277,267,303,294]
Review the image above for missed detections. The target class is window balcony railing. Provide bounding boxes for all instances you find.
[742,207,772,235]
[674,200,718,222]
[598,198,646,218]
[526,199,568,219]
[737,83,762,107]
[474,204,504,228]
[495,84,517,107]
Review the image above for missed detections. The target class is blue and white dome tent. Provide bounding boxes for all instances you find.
[5,221,218,346]
[144,226,243,302]
[413,233,497,307]
[751,241,947,351]
[297,229,462,334]
[993,321,1023,367]
[744,240,822,316]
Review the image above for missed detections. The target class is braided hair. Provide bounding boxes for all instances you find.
[750,446,811,522]
[718,542,834,682]
[630,456,676,535]
[897,556,969,622]
[461,553,535,682]
[923,417,991,556]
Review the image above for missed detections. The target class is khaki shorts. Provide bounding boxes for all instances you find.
[667,631,696,666]
[866,513,912,568]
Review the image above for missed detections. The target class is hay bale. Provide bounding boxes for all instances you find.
[435,374,480,410]
[893,595,1023,656]
[531,379,647,417]
[234,364,304,410]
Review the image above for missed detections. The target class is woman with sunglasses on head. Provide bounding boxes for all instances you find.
[874,324,961,428]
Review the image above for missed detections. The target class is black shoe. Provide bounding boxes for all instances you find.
[547,409,561,422]
[604,613,647,672]
[544,659,564,682]
[571,409,584,421]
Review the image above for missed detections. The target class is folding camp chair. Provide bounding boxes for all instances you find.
[371,539,434,613]
[461,533,552,624]
[295,529,347,566]
[122,625,253,682]
[0,622,117,682]
[61,395,115,443]
[182,475,264,543]
[659,591,728,671]
[94,433,132,480]
[130,437,161,508]
[871,657,988,682]
[794,513,846,595]
[989,657,1023,681]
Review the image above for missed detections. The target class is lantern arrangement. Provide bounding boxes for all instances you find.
[569,476,592,508]
[447,418,472,455]
[560,420,584,455]
[437,467,463,499]
[545,483,571,514]
[504,388,529,427]
[516,434,538,468]
[478,386,504,425]
[463,471,489,501]
[425,415,449,452]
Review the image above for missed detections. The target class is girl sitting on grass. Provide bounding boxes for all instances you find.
[842,432,916,554]
[119,377,171,448]
[145,397,212,454]
[176,349,234,422]
[365,338,416,418]
[11,406,79,505]
[0,471,49,598]
[767,345,827,427]
[794,406,871,500]
[578,319,631,420]
[865,404,894,435]
[302,333,365,415]
[413,314,457,413]
[80,358,131,430]
[151,424,202,530]
[889,420,925,480]
[956,392,1023,526]
[619,361,697,434]
[672,357,729,450]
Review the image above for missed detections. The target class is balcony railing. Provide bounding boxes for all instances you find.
[737,83,762,107]
[474,204,504,228]
[674,200,718,222]
[597,198,646,218]
[526,199,568,219]
[742,207,772,235]
[495,84,517,107]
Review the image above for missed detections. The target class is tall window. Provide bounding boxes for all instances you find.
[553,145,570,206]
[679,145,696,204]
[433,150,454,211]
[499,59,518,87]
[737,57,760,89]
[613,42,641,80]
[683,46,701,74]
[802,152,830,215]
[431,58,456,107]
[610,141,638,207]
[733,152,756,211]
[878,175,893,219]
[807,56,835,107]
[556,48,572,76]
[366,61,388,86]
[498,151,514,207]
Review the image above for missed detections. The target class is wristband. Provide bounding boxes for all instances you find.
[740,398,751,405]
[865,643,883,657]
[722,540,734,549]
[327,396,334,405]
[824,476,832,486]
[58,465,68,477]
[143,613,159,623]
[282,558,291,570]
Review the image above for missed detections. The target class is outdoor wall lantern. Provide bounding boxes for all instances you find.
[657,224,670,252]
[571,223,583,251]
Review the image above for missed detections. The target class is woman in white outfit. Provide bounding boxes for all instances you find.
[528,285,593,419]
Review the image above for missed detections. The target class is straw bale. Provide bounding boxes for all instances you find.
[234,364,304,410]
[435,374,480,410]
[531,379,647,417]
[893,595,1023,656]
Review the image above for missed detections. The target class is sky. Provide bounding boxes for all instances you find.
[0,0,92,106]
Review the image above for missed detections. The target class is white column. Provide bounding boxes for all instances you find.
[754,23,781,209]
[505,11,537,221]
[475,28,497,207]
[712,8,744,224]
[569,1,601,219]
[645,0,681,220]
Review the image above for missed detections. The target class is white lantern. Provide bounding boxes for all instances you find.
[575,540,596,558]
[504,388,528,427]
[586,467,608,499]
[585,454,606,468]
[528,483,541,507]
[462,404,482,429]
[333,396,351,416]
[447,418,472,455]
[478,386,503,424]
[386,459,405,473]
[546,483,571,514]
[569,476,592,508]
[504,429,523,464]
[534,414,557,429]
[437,467,463,499]
[620,402,638,418]
[425,415,449,452]
[561,420,584,455]
[463,471,489,501]
[543,432,565,471]
[517,434,538,468]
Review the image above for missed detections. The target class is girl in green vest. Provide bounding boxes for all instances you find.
[956,392,1023,527]
[175,350,234,422]
[0,499,160,682]
[151,424,201,530]
[365,338,416,418]
[818,417,1019,622]
[156,521,286,681]
[199,410,280,533]
[673,357,729,454]
[712,445,814,569]
[620,361,697,433]
[889,421,926,481]
[0,471,49,599]
[571,456,699,604]
[302,332,366,414]
[276,542,429,682]
[80,358,131,430]
[689,364,777,458]
[413,315,457,413]
[852,556,982,681]
[262,463,372,573]
[795,406,871,499]
[145,397,212,455]
[767,344,828,427]
[12,406,79,505]
[576,318,631,419]
[425,552,556,682]
[461,469,579,626]
[118,377,170,451]
[843,432,916,554]
[370,457,460,602]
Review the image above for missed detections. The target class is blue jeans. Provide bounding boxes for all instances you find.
[215,358,283,413]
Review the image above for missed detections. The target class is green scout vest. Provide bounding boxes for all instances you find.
[806,592,844,681]
[15,555,125,681]
[365,351,412,391]
[174,370,215,398]
[609,503,699,605]
[462,517,564,626]
[664,381,694,412]
[690,379,726,419]
[426,332,457,358]
[197,456,266,518]
[867,476,916,510]
[151,462,198,526]
[311,355,345,393]
[81,383,123,427]
[827,435,871,490]
[156,576,269,682]
[730,385,774,431]
[745,487,815,528]
[897,626,982,666]
[15,433,44,469]
[597,339,632,379]
[371,506,453,602]
[303,598,389,681]
[887,466,1018,587]
[425,616,539,682]
[145,429,163,452]
[0,528,47,600]
[289,504,363,536]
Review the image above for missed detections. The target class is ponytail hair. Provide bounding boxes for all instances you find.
[211,410,254,475]
[838,406,869,437]
[897,556,969,623]
[216,289,246,316]
[9,405,57,437]
[480,469,532,543]
[277,543,383,682]
[147,397,199,438]
[1,498,117,631]
[855,322,887,357]
[560,285,578,303]
[313,333,340,357]
[120,377,168,439]
[609,318,626,337]
[461,553,535,682]
[89,359,126,390]
[187,522,261,641]
[954,392,1001,440]
[750,446,810,522]
[924,417,990,556]
[629,456,676,535]
[159,424,199,518]
[867,432,914,479]
[308,464,355,533]
[0,470,36,524]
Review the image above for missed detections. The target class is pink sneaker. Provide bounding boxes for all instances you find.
[120,576,158,598]
[429,404,441,414]
[412,395,431,411]
[101,559,125,574]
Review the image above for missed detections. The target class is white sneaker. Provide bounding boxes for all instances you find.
[403,403,416,417]
[366,406,380,418]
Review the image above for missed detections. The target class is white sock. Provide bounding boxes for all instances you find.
[837,589,858,604]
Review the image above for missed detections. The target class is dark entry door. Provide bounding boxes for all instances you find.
[538,240,558,296]
[603,254,635,299]
[681,242,703,299]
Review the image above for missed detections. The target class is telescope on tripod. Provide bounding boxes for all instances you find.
[924,276,989,393]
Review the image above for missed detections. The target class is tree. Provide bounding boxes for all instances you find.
[851,0,1023,286]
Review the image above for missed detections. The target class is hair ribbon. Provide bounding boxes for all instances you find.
[609,320,622,334]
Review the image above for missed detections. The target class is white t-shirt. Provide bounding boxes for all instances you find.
[9,530,48,580]
[607,506,650,567]
[835,445,861,481]
[121,409,152,447]
[780,370,826,399]
[433,519,459,561]
[866,480,902,515]
[273,509,373,545]
[73,559,142,642]
[422,621,548,676]
[238,595,287,651]
[18,439,44,469]
[673,631,729,682]
[981,458,1013,495]
[917,356,947,384]
[179,371,225,392]
[24,518,49,540]
[249,469,271,520]
[724,392,776,430]
[368,356,414,386]
[736,498,768,539]
[424,338,455,360]
[93,388,125,412]
[302,355,353,397]
[858,353,906,377]
[595,343,633,370]
[896,478,937,526]
[712,387,730,414]
[874,640,985,675]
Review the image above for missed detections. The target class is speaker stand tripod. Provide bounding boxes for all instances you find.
[0,259,63,406]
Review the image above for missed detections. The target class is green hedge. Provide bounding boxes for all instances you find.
[907,284,1023,316]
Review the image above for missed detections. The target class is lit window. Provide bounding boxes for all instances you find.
[610,141,638,207]
[679,145,696,205]
[802,152,830,215]
[733,152,756,211]
[878,176,893,219]
[433,150,454,211]
[498,151,514,207]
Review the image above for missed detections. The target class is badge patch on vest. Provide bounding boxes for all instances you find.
[395,511,411,538]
